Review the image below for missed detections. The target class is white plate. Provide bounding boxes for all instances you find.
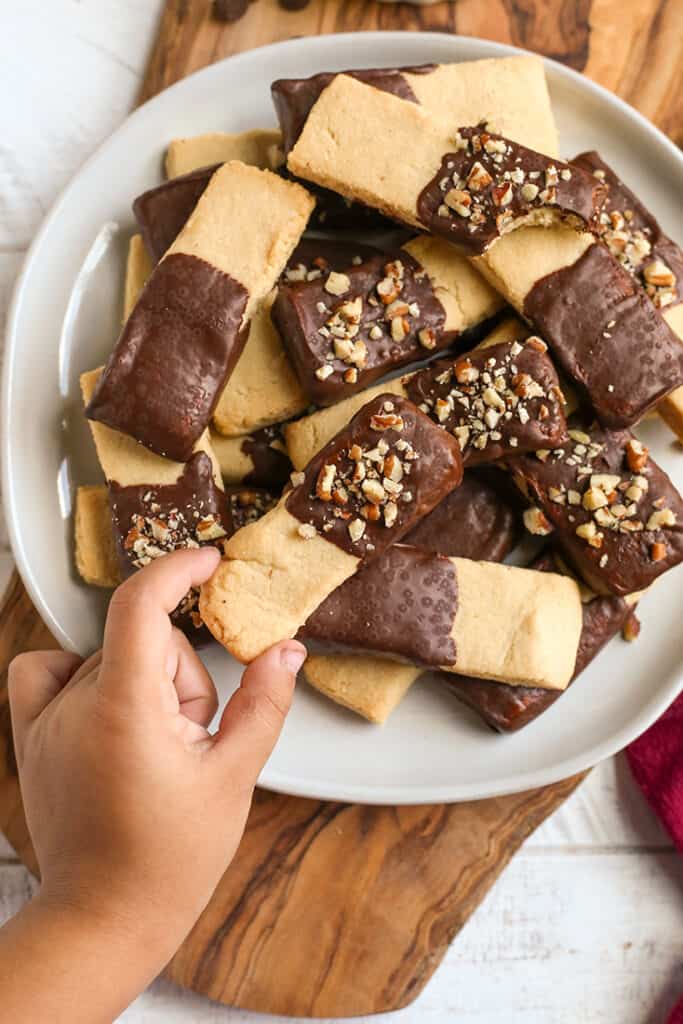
[4,33,683,805]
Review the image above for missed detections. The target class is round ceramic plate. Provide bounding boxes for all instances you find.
[4,33,683,804]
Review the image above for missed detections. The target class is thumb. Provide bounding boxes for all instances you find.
[209,640,306,786]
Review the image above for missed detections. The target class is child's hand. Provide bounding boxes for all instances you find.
[8,547,306,963]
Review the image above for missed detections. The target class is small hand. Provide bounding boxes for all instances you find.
[8,547,306,963]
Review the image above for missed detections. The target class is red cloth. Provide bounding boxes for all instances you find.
[626,691,683,1024]
[627,692,683,853]
[668,1004,683,1024]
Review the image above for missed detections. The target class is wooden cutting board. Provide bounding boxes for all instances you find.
[1,0,680,1016]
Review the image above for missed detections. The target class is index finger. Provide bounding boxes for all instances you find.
[99,547,221,696]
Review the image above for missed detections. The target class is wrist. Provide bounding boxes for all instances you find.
[34,885,185,974]
[0,893,179,1024]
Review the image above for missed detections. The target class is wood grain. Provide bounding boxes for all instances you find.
[168,777,586,1016]
[2,0,680,1015]
[0,574,56,874]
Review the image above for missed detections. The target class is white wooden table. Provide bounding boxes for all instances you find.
[1,3,682,1021]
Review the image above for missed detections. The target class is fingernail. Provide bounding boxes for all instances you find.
[280,643,307,674]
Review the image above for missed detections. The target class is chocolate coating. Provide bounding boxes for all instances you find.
[301,544,457,666]
[510,421,683,596]
[272,250,447,405]
[87,253,249,463]
[108,452,232,642]
[271,65,434,154]
[133,165,218,264]
[417,127,606,254]
[404,471,520,561]
[284,238,380,281]
[572,150,683,308]
[524,243,683,428]
[405,336,567,467]
[240,424,292,490]
[446,552,631,732]
[286,393,463,561]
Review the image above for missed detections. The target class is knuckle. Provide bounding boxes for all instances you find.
[239,689,287,732]
[8,652,36,696]
[8,651,33,677]
[261,686,291,721]
[108,583,151,617]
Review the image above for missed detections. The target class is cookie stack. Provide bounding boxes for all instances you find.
[75,55,683,731]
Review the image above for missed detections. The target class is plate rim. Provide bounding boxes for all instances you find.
[3,31,683,804]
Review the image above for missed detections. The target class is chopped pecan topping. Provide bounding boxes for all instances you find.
[414,337,557,456]
[324,271,351,296]
[291,401,419,549]
[310,256,442,386]
[651,541,667,561]
[423,126,601,249]
[625,439,648,473]
[370,412,404,432]
[523,507,553,536]
[622,612,641,642]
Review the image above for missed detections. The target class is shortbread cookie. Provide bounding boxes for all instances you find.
[273,55,558,157]
[302,545,582,690]
[213,240,380,438]
[109,452,232,641]
[87,162,314,462]
[416,126,605,255]
[572,151,683,309]
[301,470,521,722]
[285,332,566,469]
[74,483,275,589]
[123,235,151,321]
[272,238,503,404]
[275,56,558,232]
[403,235,503,336]
[305,655,421,724]
[74,485,121,588]
[287,77,581,239]
[447,550,636,731]
[573,150,683,442]
[136,128,284,264]
[109,453,231,578]
[200,394,463,662]
[165,128,282,179]
[478,224,683,426]
[301,471,520,720]
[520,240,683,428]
[512,421,683,596]
[81,368,229,639]
[81,367,222,487]
[210,424,292,489]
